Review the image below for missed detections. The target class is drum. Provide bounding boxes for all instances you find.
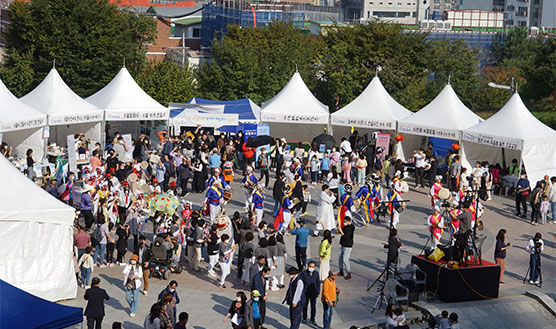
[128,172,138,183]
[139,184,151,194]
[476,220,484,231]
[223,190,232,202]
[395,205,405,213]
[437,188,451,200]
[353,198,362,211]
[140,161,149,170]
[400,181,409,193]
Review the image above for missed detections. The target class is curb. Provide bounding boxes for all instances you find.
[525,290,556,317]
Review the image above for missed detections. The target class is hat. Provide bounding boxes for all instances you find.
[246,166,253,172]
[281,138,287,143]
[214,167,221,173]
[394,170,402,177]
[152,178,158,183]
[81,184,94,193]
[435,175,443,181]
[434,206,440,212]
[252,290,261,297]
[282,184,291,194]
[169,181,177,187]
[129,254,139,262]
[344,183,352,193]
[109,168,116,173]
[122,181,130,187]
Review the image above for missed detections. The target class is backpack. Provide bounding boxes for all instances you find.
[92,224,103,246]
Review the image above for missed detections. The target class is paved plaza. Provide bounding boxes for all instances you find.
[62,175,556,328]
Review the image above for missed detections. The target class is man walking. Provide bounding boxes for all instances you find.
[322,271,338,329]
[251,266,271,328]
[84,277,110,329]
[158,280,181,324]
[291,220,310,270]
[301,261,320,325]
[284,267,305,329]
[337,216,355,280]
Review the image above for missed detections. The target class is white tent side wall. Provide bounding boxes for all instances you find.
[0,219,76,301]
[522,138,556,185]
[50,122,102,147]
[268,122,328,143]
[2,127,45,160]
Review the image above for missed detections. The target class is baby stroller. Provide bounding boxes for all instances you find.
[223,161,234,183]
[148,234,183,280]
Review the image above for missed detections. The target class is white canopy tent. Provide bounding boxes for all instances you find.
[0,154,76,302]
[0,79,47,159]
[260,71,329,142]
[87,66,169,139]
[331,76,413,154]
[169,104,239,128]
[462,92,556,185]
[397,84,482,161]
[20,68,104,147]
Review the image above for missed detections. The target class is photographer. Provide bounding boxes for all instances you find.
[526,233,544,285]
[387,229,402,272]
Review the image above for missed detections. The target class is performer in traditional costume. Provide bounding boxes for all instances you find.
[337,183,355,228]
[251,184,265,226]
[428,206,444,249]
[355,176,374,226]
[204,180,225,223]
[429,175,444,209]
[242,166,258,210]
[274,185,294,232]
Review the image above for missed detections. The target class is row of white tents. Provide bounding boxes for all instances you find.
[259,71,556,185]
[1,66,555,184]
[0,66,169,160]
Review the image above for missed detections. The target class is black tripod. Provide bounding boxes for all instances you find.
[367,200,408,312]
[522,254,543,287]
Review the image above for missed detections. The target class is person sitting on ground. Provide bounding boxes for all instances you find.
[438,310,450,329]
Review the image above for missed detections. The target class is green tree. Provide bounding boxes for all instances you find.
[137,60,196,106]
[319,22,432,111]
[196,22,324,104]
[424,39,479,107]
[0,0,156,97]
[521,38,556,109]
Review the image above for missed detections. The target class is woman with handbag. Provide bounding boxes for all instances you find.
[122,254,143,317]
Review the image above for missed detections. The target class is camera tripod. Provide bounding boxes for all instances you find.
[522,255,543,287]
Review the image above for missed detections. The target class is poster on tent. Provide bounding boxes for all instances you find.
[67,135,77,172]
[122,134,133,160]
[173,113,238,128]
[375,132,390,155]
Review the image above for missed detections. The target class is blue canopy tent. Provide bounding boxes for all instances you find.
[0,280,83,329]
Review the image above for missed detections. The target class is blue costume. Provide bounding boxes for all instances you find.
[206,175,228,189]
[252,190,264,210]
[356,185,374,224]
[206,186,223,206]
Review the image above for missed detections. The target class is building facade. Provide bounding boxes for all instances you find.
[361,0,430,24]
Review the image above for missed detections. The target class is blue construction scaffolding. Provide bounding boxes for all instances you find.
[201,2,305,47]
[426,31,502,68]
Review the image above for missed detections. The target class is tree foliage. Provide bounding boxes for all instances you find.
[196,22,324,104]
[137,60,196,106]
[318,22,479,111]
[0,0,156,97]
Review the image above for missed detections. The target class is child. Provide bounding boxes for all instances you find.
[449,312,459,329]
[310,155,319,184]
[105,222,116,266]
[301,184,311,217]
[321,151,330,181]
[438,310,450,329]
[342,156,352,183]
[540,195,550,224]
[356,154,367,185]
[78,246,94,288]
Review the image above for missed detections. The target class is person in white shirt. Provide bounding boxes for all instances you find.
[122,254,143,317]
[413,148,426,188]
[526,233,544,284]
[549,176,556,223]
[339,138,352,155]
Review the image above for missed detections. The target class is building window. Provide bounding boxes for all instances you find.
[192,28,201,38]
[398,2,402,5]
[373,11,410,17]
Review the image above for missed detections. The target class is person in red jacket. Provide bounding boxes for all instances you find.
[242,142,256,176]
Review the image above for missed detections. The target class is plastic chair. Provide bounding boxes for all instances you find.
[405,263,427,293]
[384,279,409,311]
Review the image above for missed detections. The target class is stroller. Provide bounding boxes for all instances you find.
[223,161,234,183]
[148,234,183,280]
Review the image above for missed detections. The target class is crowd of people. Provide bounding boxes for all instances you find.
[6,124,554,329]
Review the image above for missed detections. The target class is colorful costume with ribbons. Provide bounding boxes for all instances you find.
[337,193,354,228]
[205,185,223,222]
[252,190,264,225]
[355,185,373,224]
[242,174,258,208]
[449,208,462,236]
[206,175,228,189]
[274,194,293,231]
[386,189,402,228]
[430,182,443,208]
[428,213,444,248]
